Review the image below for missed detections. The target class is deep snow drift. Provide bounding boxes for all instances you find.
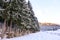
[1,29,60,40]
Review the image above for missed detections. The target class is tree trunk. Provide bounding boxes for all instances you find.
[1,19,7,39]
[10,20,12,33]
[8,19,12,38]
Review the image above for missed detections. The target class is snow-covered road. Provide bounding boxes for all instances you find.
[2,29,60,40]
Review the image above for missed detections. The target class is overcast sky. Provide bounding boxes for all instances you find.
[26,0,60,24]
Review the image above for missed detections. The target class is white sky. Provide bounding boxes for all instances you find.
[26,0,60,24]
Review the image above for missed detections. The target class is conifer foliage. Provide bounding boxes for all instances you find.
[0,0,40,38]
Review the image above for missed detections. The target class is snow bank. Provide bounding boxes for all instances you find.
[1,29,60,40]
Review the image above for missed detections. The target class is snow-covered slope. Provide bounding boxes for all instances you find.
[40,25,60,31]
[2,29,60,40]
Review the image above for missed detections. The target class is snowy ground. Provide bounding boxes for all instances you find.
[1,29,60,40]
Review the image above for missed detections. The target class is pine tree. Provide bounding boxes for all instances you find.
[0,0,40,38]
[0,0,22,38]
[27,0,40,31]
